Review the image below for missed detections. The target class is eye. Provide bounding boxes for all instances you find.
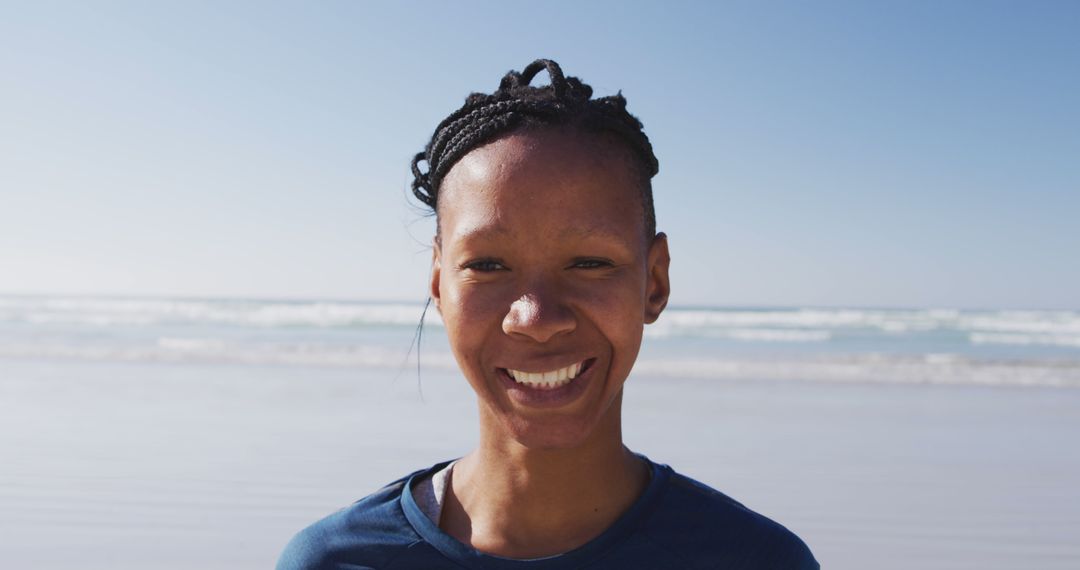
[570,258,614,270]
[461,258,507,272]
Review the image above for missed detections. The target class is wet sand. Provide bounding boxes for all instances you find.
[2,359,1078,569]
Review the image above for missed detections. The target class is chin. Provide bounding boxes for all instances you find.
[499,414,596,450]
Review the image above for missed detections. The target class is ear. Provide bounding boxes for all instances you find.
[429,237,442,313]
[644,232,671,324]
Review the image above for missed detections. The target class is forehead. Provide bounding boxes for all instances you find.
[436,129,645,247]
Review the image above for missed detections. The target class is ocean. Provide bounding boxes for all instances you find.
[2,295,1079,568]
[3,295,1079,387]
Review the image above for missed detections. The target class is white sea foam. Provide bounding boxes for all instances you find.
[632,354,1080,388]
[4,297,1079,346]
[0,339,459,369]
[157,337,228,351]
[657,307,950,329]
[0,296,443,328]
[3,338,1077,388]
[970,332,1080,348]
[957,313,1080,335]
[723,328,832,342]
[3,296,1079,388]
[646,307,958,338]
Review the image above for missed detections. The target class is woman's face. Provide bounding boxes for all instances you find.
[431,128,670,449]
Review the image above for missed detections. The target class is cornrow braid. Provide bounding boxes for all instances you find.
[411,59,659,236]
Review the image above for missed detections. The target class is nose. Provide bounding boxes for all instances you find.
[502,288,577,343]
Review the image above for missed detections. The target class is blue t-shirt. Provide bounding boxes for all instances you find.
[277,458,818,569]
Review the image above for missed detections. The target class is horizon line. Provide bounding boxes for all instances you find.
[0,290,1075,313]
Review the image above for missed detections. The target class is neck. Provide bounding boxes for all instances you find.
[440,393,650,559]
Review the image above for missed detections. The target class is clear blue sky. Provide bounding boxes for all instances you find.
[2,1,1077,309]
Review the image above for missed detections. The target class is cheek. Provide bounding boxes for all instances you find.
[438,291,490,389]
[439,280,511,357]
[574,268,648,323]
[443,283,506,325]
[572,277,647,358]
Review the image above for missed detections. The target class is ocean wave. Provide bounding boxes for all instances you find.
[632,354,1080,388]
[3,339,1076,388]
[647,308,961,337]
[969,332,1080,348]
[957,313,1080,335]
[3,297,1078,343]
[646,327,832,342]
[0,339,459,369]
[0,297,442,328]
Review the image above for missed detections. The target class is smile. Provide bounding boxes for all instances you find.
[504,359,589,390]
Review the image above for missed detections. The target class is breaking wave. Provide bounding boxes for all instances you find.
[2,296,1079,388]
[3,296,1078,349]
[0,296,439,328]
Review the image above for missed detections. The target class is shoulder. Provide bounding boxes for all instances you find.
[275,473,423,570]
[641,467,819,570]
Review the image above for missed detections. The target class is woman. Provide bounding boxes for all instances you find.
[278,59,817,569]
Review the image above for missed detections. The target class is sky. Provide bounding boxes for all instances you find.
[1,0,1078,309]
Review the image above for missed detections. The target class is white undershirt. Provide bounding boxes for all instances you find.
[412,461,456,524]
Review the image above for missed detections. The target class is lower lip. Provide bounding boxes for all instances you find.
[499,360,596,408]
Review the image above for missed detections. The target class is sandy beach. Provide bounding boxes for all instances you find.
[2,355,1078,569]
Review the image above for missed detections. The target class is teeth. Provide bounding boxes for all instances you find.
[507,360,586,389]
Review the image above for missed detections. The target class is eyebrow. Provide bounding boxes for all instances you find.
[449,224,510,245]
[453,223,629,243]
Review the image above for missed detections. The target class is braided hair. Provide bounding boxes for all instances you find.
[410,59,660,237]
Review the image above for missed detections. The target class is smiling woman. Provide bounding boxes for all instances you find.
[433,128,665,455]
[276,59,818,569]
